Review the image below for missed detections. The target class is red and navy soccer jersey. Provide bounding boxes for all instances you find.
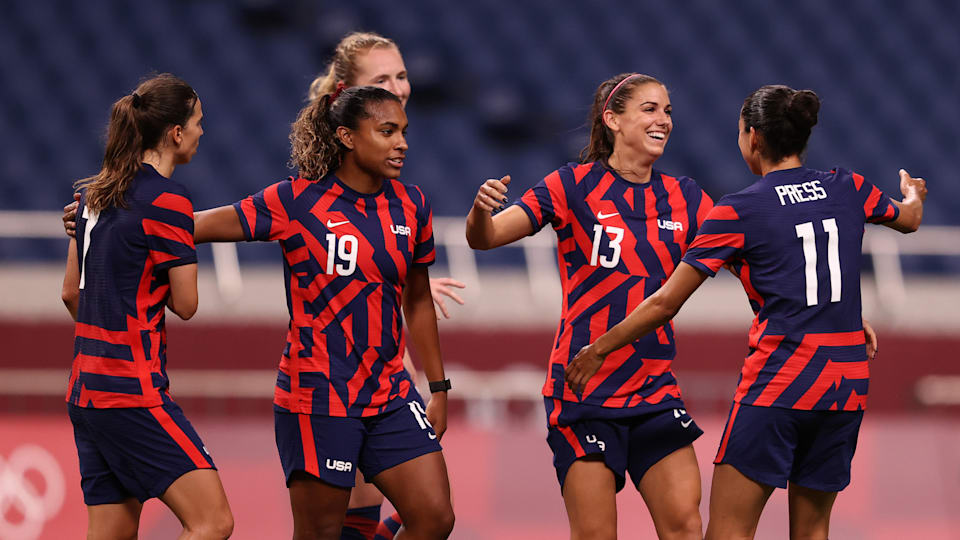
[682,167,900,411]
[67,165,197,408]
[512,162,713,423]
[232,174,434,417]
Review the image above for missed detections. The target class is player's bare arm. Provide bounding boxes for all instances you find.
[402,265,448,438]
[465,175,533,249]
[61,238,80,320]
[885,168,927,233]
[193,205,246,244]
[166,263,199,320]
[566,262,708,395]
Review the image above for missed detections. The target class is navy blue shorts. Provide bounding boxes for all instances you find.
[714,402,863,492]
[68,402,216,505]
[275,392,442,488]
[546,406,703,492]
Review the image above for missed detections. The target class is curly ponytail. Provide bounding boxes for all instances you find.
[290,86,402,180]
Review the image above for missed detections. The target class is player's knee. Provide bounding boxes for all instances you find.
[659,512,702,539]
[403,499,455,538]
[187,509,234,539]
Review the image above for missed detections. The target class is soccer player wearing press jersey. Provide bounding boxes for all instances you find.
[569,85,926,540]
[61,74,233,539]
[467,73,712,539]
[192,86,454,539]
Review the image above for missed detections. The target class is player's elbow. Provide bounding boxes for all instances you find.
[901,215,922,233]
[61,287,79,319]
[61,287,78,309]
[173,303,198,321]
[465,231,493,250]
[649,292,681,325]
[169,296,198,320]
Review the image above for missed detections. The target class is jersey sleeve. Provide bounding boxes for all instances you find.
[144,185,197,270]
[681,202,745,277]
[232,180,292,241]
[511,169,569,234]
[413,186,436,266]
[849,171,900,224]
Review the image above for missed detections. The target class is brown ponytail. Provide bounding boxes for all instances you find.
[76,74,197,212]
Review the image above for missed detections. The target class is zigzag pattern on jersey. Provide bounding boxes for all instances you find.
[234,176,433,416]
[515,162,712,413]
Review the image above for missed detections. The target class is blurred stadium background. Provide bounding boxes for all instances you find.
[1,0,958,538]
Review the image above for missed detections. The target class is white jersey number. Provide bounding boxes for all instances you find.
[79,205,100,289]
[590,224,624,268]
[795,218,841,306]
[324,233,358,276]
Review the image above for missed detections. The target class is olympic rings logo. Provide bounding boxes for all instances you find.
[0,445,65,540]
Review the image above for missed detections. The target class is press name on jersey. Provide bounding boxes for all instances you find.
[775,180,827,206]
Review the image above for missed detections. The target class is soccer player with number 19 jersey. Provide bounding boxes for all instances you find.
[569,85,927,539]
[192,86,454,538]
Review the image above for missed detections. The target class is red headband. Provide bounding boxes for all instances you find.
[330,81,347,102]
[602,74,641,112]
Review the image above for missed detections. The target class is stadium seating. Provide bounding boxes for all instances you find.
[1,0,956,261]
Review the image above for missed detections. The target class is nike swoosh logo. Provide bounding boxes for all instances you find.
[681,419,693,428]
[326,219,349,228]
[597,211,619,219]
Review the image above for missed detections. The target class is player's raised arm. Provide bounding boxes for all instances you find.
[884,169,927,233]
[465,175,533,249]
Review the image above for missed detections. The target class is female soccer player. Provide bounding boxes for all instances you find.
[61,74,234,539]
[466,73,711,540]
[567,85,926,540]
[59,32,460,539]
[192,86,455,540]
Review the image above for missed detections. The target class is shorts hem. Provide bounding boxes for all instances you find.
[716,460,787,489]
[362,444,442,483]
[630,426,703,489]
[144,464,218,502]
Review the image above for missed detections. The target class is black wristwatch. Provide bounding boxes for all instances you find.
[429,379,452,393]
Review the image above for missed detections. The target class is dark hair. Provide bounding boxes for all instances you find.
[741,85,820,163]
[289,85,402,180]
[75,74,198,212]
[580,73,664,164]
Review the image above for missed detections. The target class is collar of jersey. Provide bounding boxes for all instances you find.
[760,166,808,182]
[323,173,388,198]
[599,162,664,190]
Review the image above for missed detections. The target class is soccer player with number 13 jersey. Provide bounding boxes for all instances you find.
[569,84,927,539]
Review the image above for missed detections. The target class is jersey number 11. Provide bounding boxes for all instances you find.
[795,218,841,306]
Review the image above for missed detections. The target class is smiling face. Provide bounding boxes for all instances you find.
[351,46,411,107]
[342,99,409,180]
[604,82,672,161]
